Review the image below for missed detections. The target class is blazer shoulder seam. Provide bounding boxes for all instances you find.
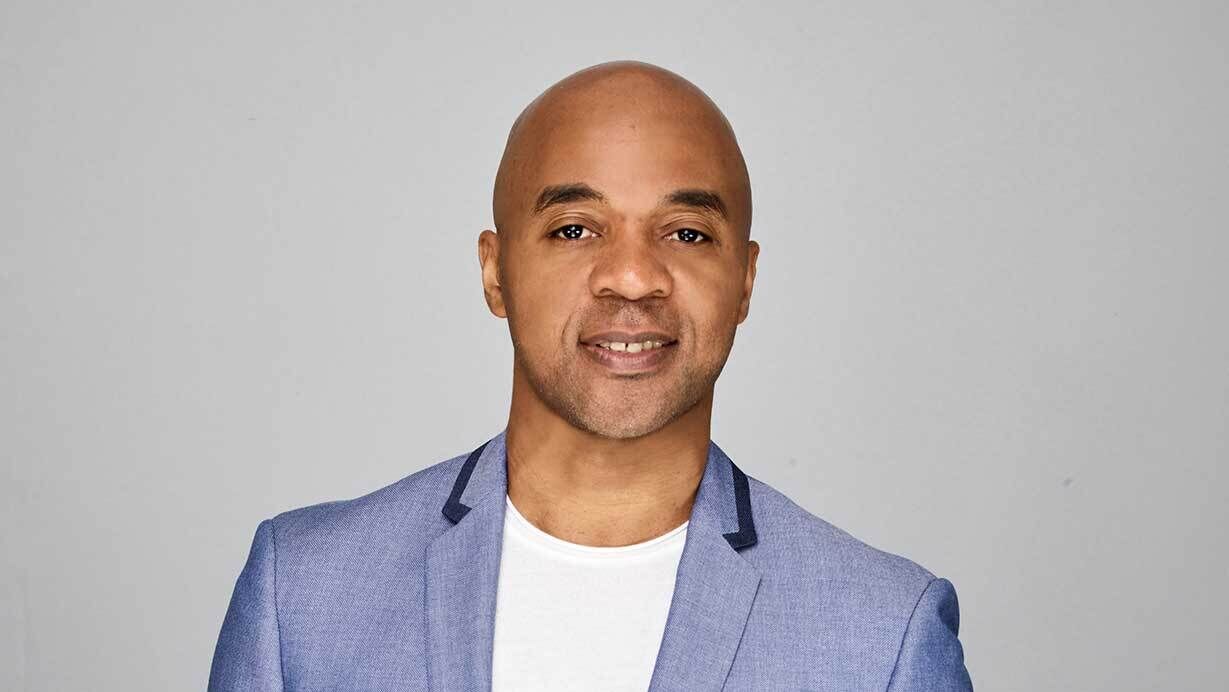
[268,517,288,689]
[883,575,941,691]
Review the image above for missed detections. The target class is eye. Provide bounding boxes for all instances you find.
[669,228,711,244]
[549,223,595,241]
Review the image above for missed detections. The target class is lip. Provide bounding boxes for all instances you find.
[579,330,677,346]
[579,340,678,375]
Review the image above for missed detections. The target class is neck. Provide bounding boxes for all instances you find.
[504,383,712,548]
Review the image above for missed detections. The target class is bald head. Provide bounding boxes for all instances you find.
[477,61,761,441]
[492,60,753,242]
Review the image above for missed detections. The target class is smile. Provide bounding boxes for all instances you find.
[593,340,670,352]
[579,339,679,374]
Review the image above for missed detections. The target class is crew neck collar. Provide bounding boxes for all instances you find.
[504,493,688,556]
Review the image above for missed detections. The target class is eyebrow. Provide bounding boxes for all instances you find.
[531,182,729,221]
[662,188,729,221]
[532,183,606,214]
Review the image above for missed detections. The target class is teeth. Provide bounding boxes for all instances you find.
[596,340,666,351]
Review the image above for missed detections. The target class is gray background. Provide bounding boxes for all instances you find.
[3,1,1226,690]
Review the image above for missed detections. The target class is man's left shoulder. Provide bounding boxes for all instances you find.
[744,473,940,606]
[730,473,973,689]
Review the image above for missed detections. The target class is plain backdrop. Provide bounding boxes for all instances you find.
[3,1,1226,690]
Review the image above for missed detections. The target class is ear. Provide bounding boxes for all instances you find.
[736,240,759,325]
[478,229,507,318]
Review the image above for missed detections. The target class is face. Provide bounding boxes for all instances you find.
[481,85,759,440]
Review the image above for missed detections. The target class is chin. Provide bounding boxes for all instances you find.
[570,405,680,441]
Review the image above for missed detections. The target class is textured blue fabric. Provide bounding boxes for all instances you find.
[209,428,973,691]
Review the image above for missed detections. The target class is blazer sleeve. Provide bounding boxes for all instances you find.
[208,518,285,691]
[885,577,974,691]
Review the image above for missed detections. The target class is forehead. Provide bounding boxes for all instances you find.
[511,106,744,219]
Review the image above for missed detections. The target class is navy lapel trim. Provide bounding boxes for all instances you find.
[722,460,758,550]
[441,440,489,523]
[440,433,758,551]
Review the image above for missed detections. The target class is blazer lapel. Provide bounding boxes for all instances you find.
[647,441,763,691]
[424,430,762,692]
[424,432,508,692]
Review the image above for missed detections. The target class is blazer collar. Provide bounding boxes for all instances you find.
[424,427,762,691]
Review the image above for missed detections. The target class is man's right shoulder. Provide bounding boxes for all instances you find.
[261,449,471,555]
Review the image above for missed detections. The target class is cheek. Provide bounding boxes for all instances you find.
[508,279,582,345]
[678,270,744,334]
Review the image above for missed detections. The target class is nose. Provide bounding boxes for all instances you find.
[588,227,673,302]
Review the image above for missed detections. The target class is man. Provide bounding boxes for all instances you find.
[209,60,973,691]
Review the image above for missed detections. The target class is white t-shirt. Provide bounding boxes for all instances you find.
[491,494,688,691]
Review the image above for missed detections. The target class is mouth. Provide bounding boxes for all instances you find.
[578,338,680,374]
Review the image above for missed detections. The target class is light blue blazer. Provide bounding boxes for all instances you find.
[209,429,973,690]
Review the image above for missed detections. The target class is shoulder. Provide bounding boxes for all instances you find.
[262,450,469,557]
[719,470,971,686]
[743,472,938,606]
